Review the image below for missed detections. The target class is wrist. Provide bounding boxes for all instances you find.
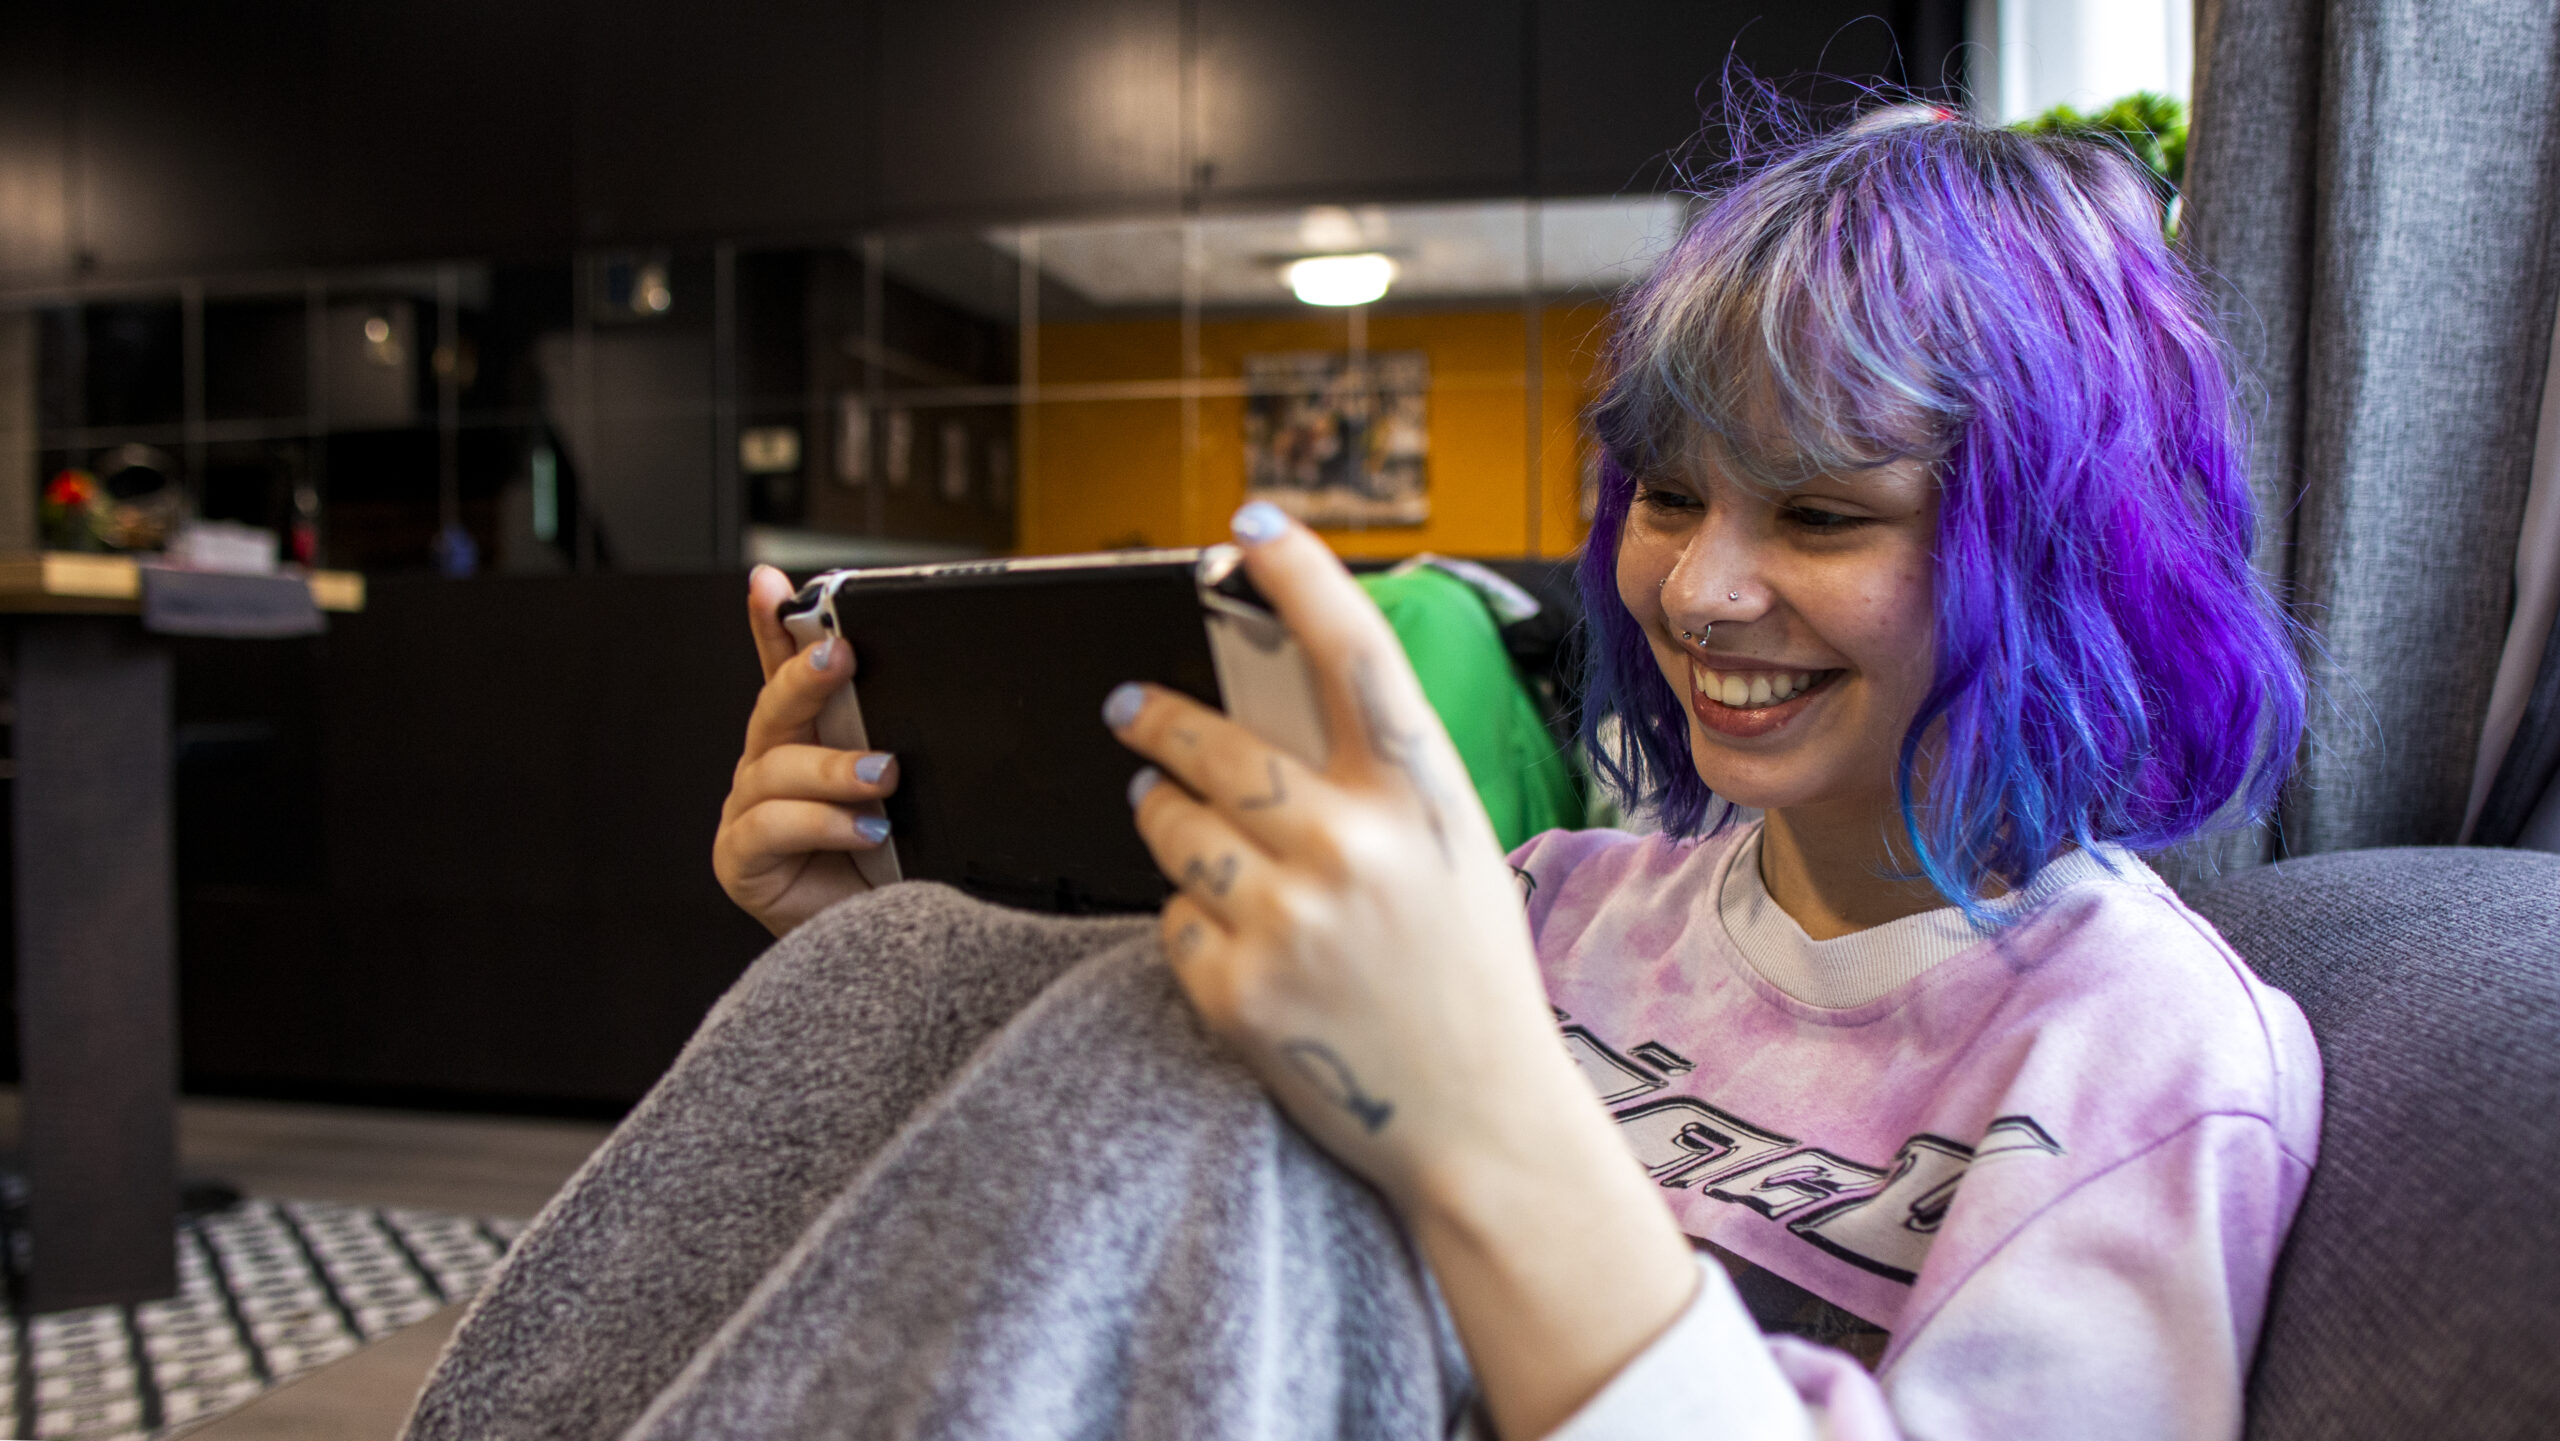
[1394,1054,1702,1439]
[1398,1049,1686,1274]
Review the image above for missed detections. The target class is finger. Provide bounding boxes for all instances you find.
[726,743,897,816]
[1155,894,1247,1032]
[1157,893,1229,971]
[747,566,800,683]
[1104,682,1329,856]
[740,629,856,763]
[1224,503,1488,863]
[724,797,890,869]
[1225,504,1441,783]
[1129,767,1285,931]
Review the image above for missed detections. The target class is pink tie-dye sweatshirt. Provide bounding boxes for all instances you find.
[1512,822,2321,1441]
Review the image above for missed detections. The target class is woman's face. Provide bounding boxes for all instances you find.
[1613,444,1940,822]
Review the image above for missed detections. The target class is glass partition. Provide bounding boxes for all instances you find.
[0,196,1684,574]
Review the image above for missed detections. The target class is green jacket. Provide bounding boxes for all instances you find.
[1358,564,1582,854]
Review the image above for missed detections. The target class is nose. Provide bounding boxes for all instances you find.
[1661,505,1765,637]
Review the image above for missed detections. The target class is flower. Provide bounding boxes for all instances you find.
[44,470,97,509]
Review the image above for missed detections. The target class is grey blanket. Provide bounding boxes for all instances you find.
[403,882,1470,1441]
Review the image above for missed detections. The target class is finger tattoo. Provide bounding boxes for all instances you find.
[1351,655,1452,866]
[1236,756,1287,810]
[1170,920,1206,960]
[1280,1039,1394,1133]
[1182,853,1239,897]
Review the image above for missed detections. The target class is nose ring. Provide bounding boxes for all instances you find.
[1681,622,1715,644]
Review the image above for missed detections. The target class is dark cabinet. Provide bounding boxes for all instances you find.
[1194,0,1527,201]
[877,0,1185,220]
[1536,2,1959,196]
[175,576,777,1110]
[12,0,1962,279]
[322,0,579,263]
[0,1,72,281]
[576,0,879,245]
[73,0,327,277]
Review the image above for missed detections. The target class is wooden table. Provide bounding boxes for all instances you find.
[3,552,362,1310]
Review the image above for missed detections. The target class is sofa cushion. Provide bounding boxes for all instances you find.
[2190,847,2560,1441]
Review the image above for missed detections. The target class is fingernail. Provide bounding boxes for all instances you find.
[854,753,892,784]
[1127,766,1162,808]
[811,637,836,671]
[1102,682,1146,729]
[855,813,892,843]
[1230,500,1289,546]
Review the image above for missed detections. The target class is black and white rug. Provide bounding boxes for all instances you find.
[16,1197,521,1440]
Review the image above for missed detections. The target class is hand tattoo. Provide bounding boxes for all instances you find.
[1351,654,1452,866]
[1237,756,1287,810]
[1170,920,1206,961]
[1182,853,1239,897]
[1281,1039,1394,1133]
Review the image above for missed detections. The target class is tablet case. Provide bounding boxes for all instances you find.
[780,549,1325,913]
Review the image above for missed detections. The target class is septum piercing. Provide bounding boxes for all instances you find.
[1680,593,1743,642]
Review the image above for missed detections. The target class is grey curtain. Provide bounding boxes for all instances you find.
[2476,614,2560,844]
[2184,0,2560,857]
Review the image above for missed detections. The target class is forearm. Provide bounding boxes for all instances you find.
[1398,1056,1704,1440]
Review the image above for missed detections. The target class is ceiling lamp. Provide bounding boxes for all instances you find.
[1284,252,1396,307]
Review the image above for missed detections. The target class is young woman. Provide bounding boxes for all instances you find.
[715,107,2316,1439]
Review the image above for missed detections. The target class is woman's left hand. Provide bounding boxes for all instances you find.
[1107,503,1562,1205]
[1108,502,1700,1440]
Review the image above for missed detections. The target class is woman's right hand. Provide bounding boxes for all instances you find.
[713,565,900,937]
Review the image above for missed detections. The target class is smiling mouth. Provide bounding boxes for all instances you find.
[1685,659,1844,738]
[1691,664,1840,710]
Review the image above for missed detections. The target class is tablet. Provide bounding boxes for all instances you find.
[778,547,1325,913]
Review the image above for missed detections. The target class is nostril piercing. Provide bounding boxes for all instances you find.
[1727,591,1741,601]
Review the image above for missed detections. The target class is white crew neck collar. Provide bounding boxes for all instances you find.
[1714,825,2142,1009]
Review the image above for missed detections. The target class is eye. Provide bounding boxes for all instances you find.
[1784,503,1866,531]
[1635,483,1702,514]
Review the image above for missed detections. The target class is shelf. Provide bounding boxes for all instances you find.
[0,554,366,615]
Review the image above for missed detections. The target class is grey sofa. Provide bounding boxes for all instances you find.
[2190,847,2560,1441]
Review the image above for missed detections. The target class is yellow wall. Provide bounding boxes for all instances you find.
[1018,303,1613,560]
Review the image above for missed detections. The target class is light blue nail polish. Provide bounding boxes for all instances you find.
[854,753,891,784]
[1127,766,1163,808]
[1102,682,1146,729]
[811,637,836,671]
[1231,500,1288,545]
[855,813,892,843]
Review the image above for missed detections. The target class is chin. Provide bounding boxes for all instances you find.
[1684,728,1825,814]
[1685,723,1910,828]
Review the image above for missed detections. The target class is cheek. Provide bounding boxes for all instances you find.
[1848,553,1938,703]
[1615,532,1674,627]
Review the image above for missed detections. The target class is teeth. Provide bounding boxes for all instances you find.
[1694,667,1824,709]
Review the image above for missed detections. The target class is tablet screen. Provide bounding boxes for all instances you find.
[825,558,1220,913]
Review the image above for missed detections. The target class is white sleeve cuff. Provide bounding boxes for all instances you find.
[1542,1256,1821,1441]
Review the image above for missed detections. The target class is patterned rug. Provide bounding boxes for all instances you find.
[13,1197,520,1440]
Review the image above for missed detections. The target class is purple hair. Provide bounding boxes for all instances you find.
[1577,105,2306,915]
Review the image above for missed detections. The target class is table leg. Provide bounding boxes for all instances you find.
[12,617,178,1310]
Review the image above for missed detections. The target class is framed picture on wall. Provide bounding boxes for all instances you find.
[1242,351,1429,528]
